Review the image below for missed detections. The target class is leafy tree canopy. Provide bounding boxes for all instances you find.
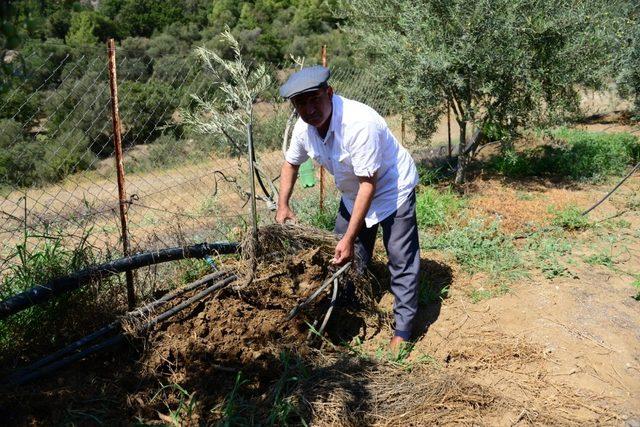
[342,0,635,182]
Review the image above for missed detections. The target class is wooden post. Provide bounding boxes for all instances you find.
[107,39,135,310]
[447,98,452,160]
[319,44,327,213]
[401,115,405,146]
[247,123,258,241]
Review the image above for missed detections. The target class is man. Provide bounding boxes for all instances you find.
[275,66,420,349]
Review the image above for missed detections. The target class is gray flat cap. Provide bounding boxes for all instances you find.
[279,65,330,99]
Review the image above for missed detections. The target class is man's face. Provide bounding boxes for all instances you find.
[290,86,333,128]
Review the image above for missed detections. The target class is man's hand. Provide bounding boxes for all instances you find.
[332,236,354,265]
[276,205,296,224]
[276,162,300,224]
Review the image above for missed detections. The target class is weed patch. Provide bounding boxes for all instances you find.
[418,275,450,305]
[0,230,120,367]
[524,230,573,279]
[416,187,465,228]
[469,284,509,304]
[417,164,450,185]
[421,220,525,282]
[584,253,615,268]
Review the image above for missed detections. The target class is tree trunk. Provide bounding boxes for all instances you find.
[455,120,467,184]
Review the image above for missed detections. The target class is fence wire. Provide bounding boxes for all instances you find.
[0,44,638,284]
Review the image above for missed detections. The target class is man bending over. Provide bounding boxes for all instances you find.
[275,66,420,350]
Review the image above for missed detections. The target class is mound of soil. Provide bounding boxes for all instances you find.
[1,235,378,425]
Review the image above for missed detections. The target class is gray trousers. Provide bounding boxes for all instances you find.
[334,190,420,338]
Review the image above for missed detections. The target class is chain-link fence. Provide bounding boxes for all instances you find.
[1,41,637,284]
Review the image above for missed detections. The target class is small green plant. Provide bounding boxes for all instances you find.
[418,276,450,305]
[266,351,307,426]
[151,383,198,426]
[415,187,465,228]
[214,372,250,426]
[584,253,614,268]
[177,258,214,285]
[632,277,640,301]
[375,340,413,363]
[550,205,590,230]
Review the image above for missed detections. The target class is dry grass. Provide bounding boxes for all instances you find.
[294,332,623,426]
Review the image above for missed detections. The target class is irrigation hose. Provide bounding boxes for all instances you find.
[6,275,237,386]
[8,270,231,378]
[582,161,640,216]
[0,241,239,320]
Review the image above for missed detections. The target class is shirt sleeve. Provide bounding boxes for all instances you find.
[284,125,309,165]
[347,121,382,177]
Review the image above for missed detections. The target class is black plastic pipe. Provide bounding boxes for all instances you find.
[7,274,237,386]
[0,242,239,320]
[7,270,231,378]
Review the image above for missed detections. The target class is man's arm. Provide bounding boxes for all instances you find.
[333,175,376,265]
[276,161,300,223]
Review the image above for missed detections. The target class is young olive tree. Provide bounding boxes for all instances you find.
[183,30,272,154]
[182,29,277,201]
[342,0,631,183]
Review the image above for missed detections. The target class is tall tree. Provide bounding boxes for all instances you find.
[343,0,632,183]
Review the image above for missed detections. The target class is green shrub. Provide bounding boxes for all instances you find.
[0,130,96,187]
[632,277,640,301]
[0,119,22,148]
[0,87,40,123]
[487,148,534,177]
[41,130,97,182]
[120,81,179,146]
[0,140,46,187]
[415,187,465,228]
[488,129,640,181]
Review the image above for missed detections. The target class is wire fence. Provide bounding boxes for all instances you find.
[0,41,638,286]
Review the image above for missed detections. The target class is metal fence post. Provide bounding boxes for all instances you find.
[319,44,327,213]
[107,38,135,310]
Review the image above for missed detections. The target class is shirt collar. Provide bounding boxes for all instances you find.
[322,94,342,144]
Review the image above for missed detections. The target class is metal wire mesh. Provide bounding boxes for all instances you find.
[1,44,638,282]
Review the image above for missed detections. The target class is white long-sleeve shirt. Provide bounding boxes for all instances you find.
[285,95,418,227]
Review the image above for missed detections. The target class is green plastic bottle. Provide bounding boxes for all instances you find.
[298,158,316,188]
